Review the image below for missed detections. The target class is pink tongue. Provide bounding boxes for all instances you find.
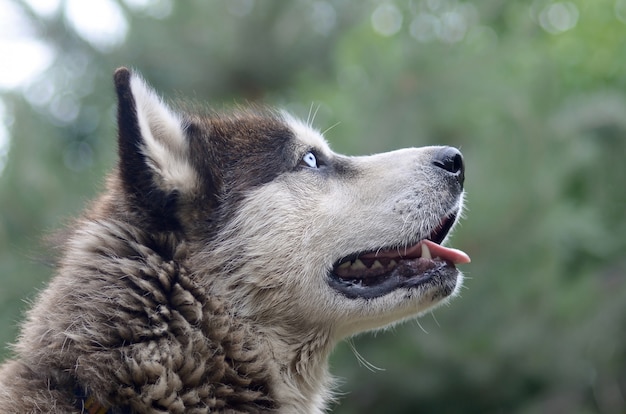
[361,239,471,264]
[421,240,471,264]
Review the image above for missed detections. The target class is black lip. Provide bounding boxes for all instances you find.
[328,259,459,299]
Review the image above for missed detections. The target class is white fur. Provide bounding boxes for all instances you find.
[192,116,466,412]
[129,73,198,193]
[280,110,332,154]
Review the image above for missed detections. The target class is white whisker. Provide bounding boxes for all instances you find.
[430,312,441,328]
[414,318,429,334]
[321,121,341,136]
[306,102,315,125]
[310,103,321,126]
[346,339,385,372]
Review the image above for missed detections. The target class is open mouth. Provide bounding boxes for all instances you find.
[328,213,470,299]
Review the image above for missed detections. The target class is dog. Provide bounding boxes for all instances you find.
[0,67,469,413]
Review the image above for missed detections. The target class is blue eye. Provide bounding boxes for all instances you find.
[301,152,318,168]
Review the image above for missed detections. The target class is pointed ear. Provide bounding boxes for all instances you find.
[113,67,198,227]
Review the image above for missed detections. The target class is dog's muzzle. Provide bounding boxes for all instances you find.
[327,146,469,299]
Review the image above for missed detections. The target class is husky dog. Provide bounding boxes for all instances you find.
[0,68,469,413]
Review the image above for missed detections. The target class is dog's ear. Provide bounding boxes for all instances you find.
[113,67,199,229]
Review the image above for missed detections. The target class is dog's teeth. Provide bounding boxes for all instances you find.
[390,259,397,267]
[338,261,351,270]
[372,260,383,269]
[421,243,432,260]
[352,259,367,270]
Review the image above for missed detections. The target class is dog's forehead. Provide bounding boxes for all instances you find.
[282,111,332,154]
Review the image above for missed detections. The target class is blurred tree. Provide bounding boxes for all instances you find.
[1,0,625,413]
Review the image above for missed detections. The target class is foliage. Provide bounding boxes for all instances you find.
[1,0,625,412]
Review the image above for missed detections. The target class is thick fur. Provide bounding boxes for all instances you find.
[0,68,466,413]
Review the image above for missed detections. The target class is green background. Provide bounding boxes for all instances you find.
[1,1,625,413]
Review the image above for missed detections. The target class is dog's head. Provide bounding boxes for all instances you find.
[112,68,469,341]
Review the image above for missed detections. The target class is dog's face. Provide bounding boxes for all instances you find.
[114,68,469,341]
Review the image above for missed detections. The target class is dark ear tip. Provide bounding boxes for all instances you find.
[114,67,131,90]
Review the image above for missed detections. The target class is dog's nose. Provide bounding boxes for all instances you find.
[432,147,465,187]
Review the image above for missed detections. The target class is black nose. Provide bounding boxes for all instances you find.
[432,147,465,187]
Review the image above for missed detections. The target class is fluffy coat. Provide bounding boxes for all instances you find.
[0,68,468,413]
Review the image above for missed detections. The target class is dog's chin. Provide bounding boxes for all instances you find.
[326,213,469,300]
